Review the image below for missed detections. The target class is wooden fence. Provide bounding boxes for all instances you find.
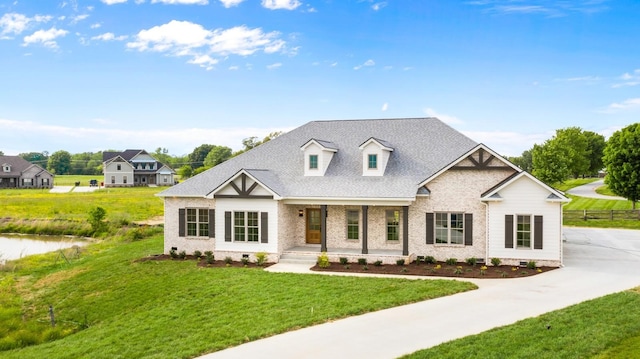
[564,209,640,221]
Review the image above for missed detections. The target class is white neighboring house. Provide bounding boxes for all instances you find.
[157,118,569,266]
[103,150,176,187]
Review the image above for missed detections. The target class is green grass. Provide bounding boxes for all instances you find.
[402,289,640,359]
[1,236,476,358]
[564,195,634,211]
[553,178,599,192]
[53,175,101,186]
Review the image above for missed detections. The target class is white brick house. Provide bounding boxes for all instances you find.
[158,118,569,266]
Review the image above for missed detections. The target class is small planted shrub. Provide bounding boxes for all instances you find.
[241,257,249,266]
[445,258,457,265]
[527,261,537,270]
[357,258,367,265]
[480,265,488,276]
[204,251,214,264]
[343,264,350,269]
[465,257,477,266]
[224,256,233,265]
[454,266,463,275]
[317,252,330,268]
[396,259,405,266]
[339,257,349,265]
[169,249,178,259]
[193,250,202,259]
[255,252,268,266]
[401,267,408,273]
[178,250,187,259]
[373,260,383,266]
[424,256,436,264]
[491,257,502,267]
[362,264,369,271]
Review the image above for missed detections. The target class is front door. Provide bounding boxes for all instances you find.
[306,208,321,244]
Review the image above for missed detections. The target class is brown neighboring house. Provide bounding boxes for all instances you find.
[0,156,54,189]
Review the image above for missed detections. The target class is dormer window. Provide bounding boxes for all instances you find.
[2,164,10,172]
[368,154,378,169]
[359,138,393,176]
[300,139,338,176]
[309,155,318,170]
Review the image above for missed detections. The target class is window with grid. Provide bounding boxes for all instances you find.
[309,155,318,169]
[368,154,378,169]
[234,211,259,242]
[347,210,359,240]
[435,212,464,245]
[517,215,531,248]
[386,210,399,241]
[186,208,209,237]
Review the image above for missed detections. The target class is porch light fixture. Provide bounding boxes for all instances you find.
[298,210,304,217]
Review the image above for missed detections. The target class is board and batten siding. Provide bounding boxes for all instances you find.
[214,197,278,255]
[486,175,563,266]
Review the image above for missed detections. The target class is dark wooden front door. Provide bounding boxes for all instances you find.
[306,208,321,244]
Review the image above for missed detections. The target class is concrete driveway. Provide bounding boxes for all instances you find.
[202,227,640,359]
[567,179,626,200]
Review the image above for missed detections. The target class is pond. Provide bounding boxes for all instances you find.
[0,234,87,262]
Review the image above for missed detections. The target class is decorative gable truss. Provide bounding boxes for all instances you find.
[451,147,514,171]
[209,170,278,199]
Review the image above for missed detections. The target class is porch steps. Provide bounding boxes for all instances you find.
[278,253,318,265]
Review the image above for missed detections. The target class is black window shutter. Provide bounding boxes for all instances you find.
[261,212,268,243]
[464,213,473,246]
[178,208,185,237]
[505,215,514,248]
[426,212,434,244]
[534,215,543,249]
[225,211,232,242]
[209,209,215,238]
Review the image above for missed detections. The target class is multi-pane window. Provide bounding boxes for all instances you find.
[386,210,399,241]
[123,176,127,184]
[187,208,209,237]
[234,211,259,242]
[347,210,359,240]
[111,176,115,184]
[517,215,531,248]
[117,164,121,170]
[309,155,318,169]
[368,154,378,169]
[435,212,464,245]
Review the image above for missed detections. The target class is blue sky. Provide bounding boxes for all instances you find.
[1,0,638,157]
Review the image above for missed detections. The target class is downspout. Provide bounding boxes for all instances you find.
[481,201,489,265]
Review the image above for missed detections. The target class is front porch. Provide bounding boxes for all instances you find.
[281,245,414,265]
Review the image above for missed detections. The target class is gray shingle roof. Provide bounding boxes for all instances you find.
[158,118,478,199]
[0,156,50,178]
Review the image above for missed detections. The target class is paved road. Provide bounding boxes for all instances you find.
[567,179,626,200]
[202,227,640,359]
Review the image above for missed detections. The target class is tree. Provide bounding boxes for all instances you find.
[203,146,232,168]
[177,165,193,179]
[532,141,570,184]
[0,150,3,156]
[188,144,216,169]
[19,151,49,166]
[508,149,533,172]
[47,150,72,175]
[584,131,606,176]
[603,123,640,209]
[88,206,107,234]
[554,127,589,178]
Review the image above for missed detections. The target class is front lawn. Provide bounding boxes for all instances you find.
[1,236,476,358]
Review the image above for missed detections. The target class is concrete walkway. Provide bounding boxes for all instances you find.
[49,186,101,193]
[566,179,626,200]
[201,227,640,359]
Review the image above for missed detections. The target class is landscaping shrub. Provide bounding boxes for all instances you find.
[424,256,436,264]
[527,261,537,269]
[445,258,457,265]
[339,257,349,265]
[373,260,383,266]
[255,252,268,266]
[465,257,477,266]
[357,258,367,265]
[491,257,502,267]
[317,252,330,268]
[396,259,405,266]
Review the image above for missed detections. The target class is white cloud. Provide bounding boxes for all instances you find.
[423,108,464,125]
[612,69,640,88]
[101,0,128,4]
[354,59,375,70]
[381,103,388,111]
[151,0,209,4]
[70,14,89,24]
[127,21,287,68]
[466,0,609,17]
[187,54,218,70]
[372,2,387,11]
[0,13,52,38]
[601,98,640,113]
[228,65,239,70]
[220,0,245,7]
[23,27,69,48]
[90,23,102,29]
[261,0,302,10]
[266,62,282,70]
[91,32,128,41]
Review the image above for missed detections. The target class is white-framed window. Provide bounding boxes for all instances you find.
[234,211,259,242]
[517,215,532,248]
[163,176,168,183]
[309,154,318,169]
[435,212,464,245]
[111,176,115,184]
[386,210,399,241]
[368,154,378,169]
[2,165,9,172]
[186,208,209,237]
[346,210,359,240]
[117,164,121,171]
[123,176,127,184]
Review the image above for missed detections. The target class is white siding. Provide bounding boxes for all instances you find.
[360,142,391,176]
[486,176,563,266]
[103,160,134,187]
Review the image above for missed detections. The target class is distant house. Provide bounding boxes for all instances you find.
[158,118,570,267]
[102,150,176,187]
[0,156,54,189]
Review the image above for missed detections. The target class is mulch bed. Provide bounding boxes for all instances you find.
[136,254,274,269]
[310,261,557,279]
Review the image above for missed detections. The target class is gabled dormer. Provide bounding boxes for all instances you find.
[359,137,393,176]
[300,139,338,176]
[2,163,10,173]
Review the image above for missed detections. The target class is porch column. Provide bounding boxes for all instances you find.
[320,205,327,252]
[361,205,368,254]
[402,206,409,256]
